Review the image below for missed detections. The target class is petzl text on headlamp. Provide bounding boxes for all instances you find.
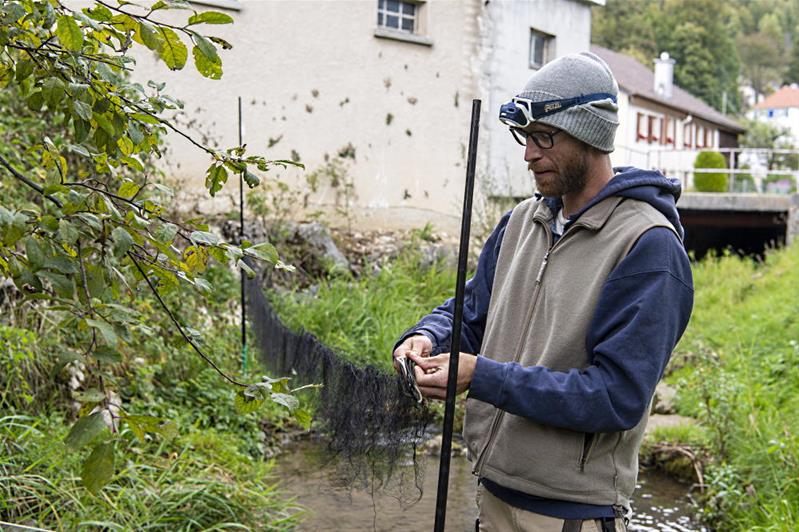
[498,92,617,130]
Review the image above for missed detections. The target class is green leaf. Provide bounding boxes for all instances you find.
[208,36,233,50]
[124,415,177,442]
[24,237,45,271]
[117,180,140,200]
[91,345,122,364]
[151,0,192,10]
[192,41,222,80]
[294,408,313,430]
[188,11,234,25]
[155,27,187,70]
[42,77,66,107]
[154,222,179,243]
[38,270,75,298]
[205,164,228,196]
[58,220,79,245]
[243,170,260,188]
[244,242,279,263]
[85,318,118,345]
[192,33,219,61]
[271,392,299,411]
[189,230,219,246]
[73,388,106,403]
[111,226,134,257]
[134,21,164,52]
[237,258,256,278]
[64,412,107,450]
[84,5,113,22]
[56,15,84,52]
[234,386,268,414]
[117,136,134,156]
[82,441,114,494]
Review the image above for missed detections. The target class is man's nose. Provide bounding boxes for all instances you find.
[524,137,542,163]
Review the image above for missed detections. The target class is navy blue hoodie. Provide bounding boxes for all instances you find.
[398,166,694,451]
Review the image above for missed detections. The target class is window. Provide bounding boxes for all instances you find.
[529,29,553,70]
[636,113,647,141]
[648,115,660,143]
[683,122,693,148]
[378,0,417,33]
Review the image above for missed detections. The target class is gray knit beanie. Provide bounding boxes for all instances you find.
[518,52,619,153]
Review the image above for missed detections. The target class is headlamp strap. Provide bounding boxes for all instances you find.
[528,92,616,119]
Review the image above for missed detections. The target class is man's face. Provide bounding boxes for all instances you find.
[522,125,589,198]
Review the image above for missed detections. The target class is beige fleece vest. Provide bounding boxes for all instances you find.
[463,194,677,509]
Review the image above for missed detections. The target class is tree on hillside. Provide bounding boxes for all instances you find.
[592,0,741,114]
[738,31,785,102]
[0,0,305,492]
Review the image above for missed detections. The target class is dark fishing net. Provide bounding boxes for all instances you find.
[245,273,435,505]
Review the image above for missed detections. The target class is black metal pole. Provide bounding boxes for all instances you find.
[434,99,481,532]
[238,96,247,374]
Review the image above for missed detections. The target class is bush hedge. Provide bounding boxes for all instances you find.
[694,151,728,192]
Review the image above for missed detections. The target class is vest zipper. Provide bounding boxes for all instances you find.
[474,220,554,477]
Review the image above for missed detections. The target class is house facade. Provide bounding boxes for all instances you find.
[130,0,603,231]
[591,46,745,187]
[750,86,799,143]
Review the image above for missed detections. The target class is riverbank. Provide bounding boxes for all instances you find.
[269,228,799,530]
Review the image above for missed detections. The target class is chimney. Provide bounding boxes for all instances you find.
[654,52,675,99]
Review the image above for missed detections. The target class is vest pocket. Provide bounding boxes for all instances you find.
[579,433,597,472]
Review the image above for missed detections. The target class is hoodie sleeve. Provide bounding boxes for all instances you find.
[393,210,512,356]
[469,226,694,433]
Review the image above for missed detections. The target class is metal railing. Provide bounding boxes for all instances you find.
[615,146,799,194]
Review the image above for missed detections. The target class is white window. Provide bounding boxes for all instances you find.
[529,29,554,70]
[378,0,418,33]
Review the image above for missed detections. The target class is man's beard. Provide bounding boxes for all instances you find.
[534,146,589,197]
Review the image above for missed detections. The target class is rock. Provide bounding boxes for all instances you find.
[645,414,695,435]
[296,222,350,271]
[652,382,678,415]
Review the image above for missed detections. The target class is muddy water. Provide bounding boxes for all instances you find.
[274,441,705,531]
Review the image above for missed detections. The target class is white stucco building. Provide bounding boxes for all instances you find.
[592,46,744,188]
[750,86,799,143]
[130,0,603,231]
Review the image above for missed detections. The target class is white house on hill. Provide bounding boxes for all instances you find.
[750,86,799,143]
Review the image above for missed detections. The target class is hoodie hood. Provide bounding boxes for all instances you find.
[542,166,684,240]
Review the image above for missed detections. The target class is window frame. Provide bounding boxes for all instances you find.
[374,0,432,46]
[528,28,554,70]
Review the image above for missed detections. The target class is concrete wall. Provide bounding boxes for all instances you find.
[113,0,596,230]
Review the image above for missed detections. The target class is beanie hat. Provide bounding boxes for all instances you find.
[518,52,619,153]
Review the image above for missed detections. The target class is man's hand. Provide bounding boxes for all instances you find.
[407,351,477,400]
[392,334,433,374]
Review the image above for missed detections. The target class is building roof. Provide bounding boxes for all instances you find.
[591,45,745,133]
[754,86,799,110]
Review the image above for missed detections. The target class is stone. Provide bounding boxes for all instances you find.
[296,222,350,271]
[652,382,678,415]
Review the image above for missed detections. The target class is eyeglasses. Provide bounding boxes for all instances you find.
[510,127,563,149]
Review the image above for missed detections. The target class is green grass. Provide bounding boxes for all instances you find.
[1,414,300,531]
[669,244,799,530]
[270,251,458,371]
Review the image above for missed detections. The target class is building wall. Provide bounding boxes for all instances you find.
[128,0,482,231]
[749,107,799,143]
[119,0,596,230]
[483,0,595,198]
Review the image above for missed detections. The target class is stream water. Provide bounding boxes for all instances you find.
[274,441,706,531]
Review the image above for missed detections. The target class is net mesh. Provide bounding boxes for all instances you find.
[246,273,434,503]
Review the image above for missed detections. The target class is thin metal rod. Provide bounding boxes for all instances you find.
[238,96,247,374]
[434,98,481,532]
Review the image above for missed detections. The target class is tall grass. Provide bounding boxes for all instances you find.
[270,251,458,371]
[670,244,799,529]
[1,414,300,530]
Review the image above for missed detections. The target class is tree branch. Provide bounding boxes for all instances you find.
[0,155,63,208]
[129,253,248,388]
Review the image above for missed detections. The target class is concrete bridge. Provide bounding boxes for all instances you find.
[677,193,799,258]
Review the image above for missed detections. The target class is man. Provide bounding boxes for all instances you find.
[392,52,694,531]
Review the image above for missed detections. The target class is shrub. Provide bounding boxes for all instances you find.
[694,151,729,192]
